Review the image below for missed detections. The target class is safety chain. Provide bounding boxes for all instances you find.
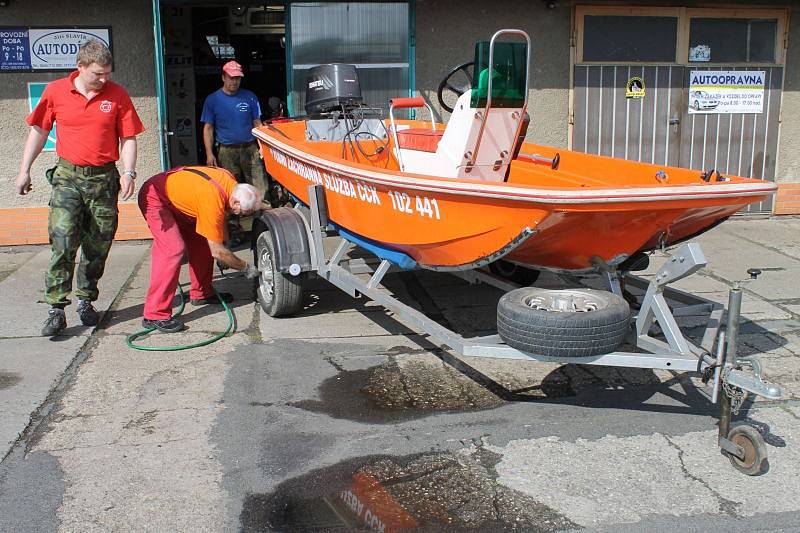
[722,367,747,415]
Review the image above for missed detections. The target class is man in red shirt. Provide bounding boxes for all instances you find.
[14,40,145,336]
[138,166,261,333]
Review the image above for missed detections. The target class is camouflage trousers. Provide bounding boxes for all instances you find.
[217,142,282,206]
[45,162,120,306]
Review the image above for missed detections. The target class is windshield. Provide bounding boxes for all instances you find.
[470,40,527,109]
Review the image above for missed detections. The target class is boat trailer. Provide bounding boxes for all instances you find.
[254,184,782,475]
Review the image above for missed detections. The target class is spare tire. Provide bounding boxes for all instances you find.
[497,287,630,357]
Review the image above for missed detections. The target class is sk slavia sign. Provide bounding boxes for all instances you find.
[29,29,111,70]
[0,27,111,72]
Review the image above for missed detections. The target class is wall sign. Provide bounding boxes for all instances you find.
[28,82,56,151]
[0,28,31,71]
[0,27,111,72]
[689,45,711,62]
[689,70,765,114]
[626,77,645,99]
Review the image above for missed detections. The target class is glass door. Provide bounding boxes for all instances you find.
[287,2,411,117]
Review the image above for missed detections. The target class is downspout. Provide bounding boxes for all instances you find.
[285,2,294,117]
[152,0,169,170]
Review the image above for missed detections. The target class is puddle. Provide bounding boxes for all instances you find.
[240,451,577,532]
[0,371,21,390]
[290,354,664,424]
[289,359,507,424]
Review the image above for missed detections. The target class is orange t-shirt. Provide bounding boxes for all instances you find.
[164,166,237,243]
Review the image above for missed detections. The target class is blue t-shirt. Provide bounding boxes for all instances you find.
[200,88,262,145]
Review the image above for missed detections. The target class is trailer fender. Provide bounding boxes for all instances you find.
[251,207,312,274]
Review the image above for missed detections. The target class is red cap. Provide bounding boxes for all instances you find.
[222,60,244,77]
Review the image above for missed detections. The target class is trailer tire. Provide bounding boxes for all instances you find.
[256,231,305,317]
[497,287,630,357]
[726,424,768,476]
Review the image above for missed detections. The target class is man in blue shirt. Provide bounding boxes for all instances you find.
[201,61,274,207]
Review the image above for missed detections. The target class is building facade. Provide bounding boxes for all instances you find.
[0,0,798,245]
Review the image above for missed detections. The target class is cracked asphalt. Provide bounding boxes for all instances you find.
[2,218,800,531]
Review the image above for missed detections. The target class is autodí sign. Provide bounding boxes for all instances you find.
[28,29,111,70]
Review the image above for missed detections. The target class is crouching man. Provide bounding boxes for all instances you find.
[138,166,261,332]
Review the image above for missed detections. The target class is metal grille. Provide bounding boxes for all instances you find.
[573,65,782,214]
[679,66,782,214]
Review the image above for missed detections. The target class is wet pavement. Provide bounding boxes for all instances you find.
[1,218,800,531]
[240,451,578,532]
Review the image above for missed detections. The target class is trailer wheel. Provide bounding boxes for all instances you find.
[256,231,304,317]
[726,425,768,476]
[497,287,630,357]
[488,260,540,286]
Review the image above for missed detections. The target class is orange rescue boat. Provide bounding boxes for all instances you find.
[253,30,775,273]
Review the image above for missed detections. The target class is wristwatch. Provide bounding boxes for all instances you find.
[123,170,137,178]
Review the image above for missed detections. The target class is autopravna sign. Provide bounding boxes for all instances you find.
[688,70,765,115]
[28,29,111,70]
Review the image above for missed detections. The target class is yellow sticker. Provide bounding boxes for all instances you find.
[626,77,646,99]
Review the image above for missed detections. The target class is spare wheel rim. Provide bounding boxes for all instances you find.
[523,290,603,313]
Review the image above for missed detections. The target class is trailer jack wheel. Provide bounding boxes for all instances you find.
[725,425,768,476]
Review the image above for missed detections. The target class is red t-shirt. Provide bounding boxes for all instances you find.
[26,71,145,167]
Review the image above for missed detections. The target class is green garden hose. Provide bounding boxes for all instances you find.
[126,286,234,351]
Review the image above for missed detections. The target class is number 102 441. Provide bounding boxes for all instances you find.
[387,190,441,219]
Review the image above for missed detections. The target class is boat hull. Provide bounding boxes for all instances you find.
[254,122,775,271]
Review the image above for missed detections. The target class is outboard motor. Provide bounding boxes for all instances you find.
[304,64,363,115]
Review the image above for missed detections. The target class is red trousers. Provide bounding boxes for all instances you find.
[138,173,215,320]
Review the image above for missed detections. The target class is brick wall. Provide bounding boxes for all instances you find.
[774,183,800,215]
[0,204,151,245]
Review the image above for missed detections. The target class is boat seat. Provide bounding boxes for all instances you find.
[396,128,444,153]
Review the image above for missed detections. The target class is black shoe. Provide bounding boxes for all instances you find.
[142,317,185,333]
[190,292,234,306]
[41,308,67,336]
[76,299,100,326]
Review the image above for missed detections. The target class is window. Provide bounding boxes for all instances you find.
[289,2,410,116]
[576,7,787,65]
[583,16,678,62]
[689,18,777,63]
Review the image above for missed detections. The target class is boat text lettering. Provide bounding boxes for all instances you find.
[338,489,386,532]
[269,148,382,206]
[388,190,441,220]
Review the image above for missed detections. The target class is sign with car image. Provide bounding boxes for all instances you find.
[688,70,764,114]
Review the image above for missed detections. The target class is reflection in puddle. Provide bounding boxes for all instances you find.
[334,471,418,531]
[241,452,576,532]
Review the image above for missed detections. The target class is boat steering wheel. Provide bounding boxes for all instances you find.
[437,61,474,113]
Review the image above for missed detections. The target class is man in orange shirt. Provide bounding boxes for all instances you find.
[138,166,261,332]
